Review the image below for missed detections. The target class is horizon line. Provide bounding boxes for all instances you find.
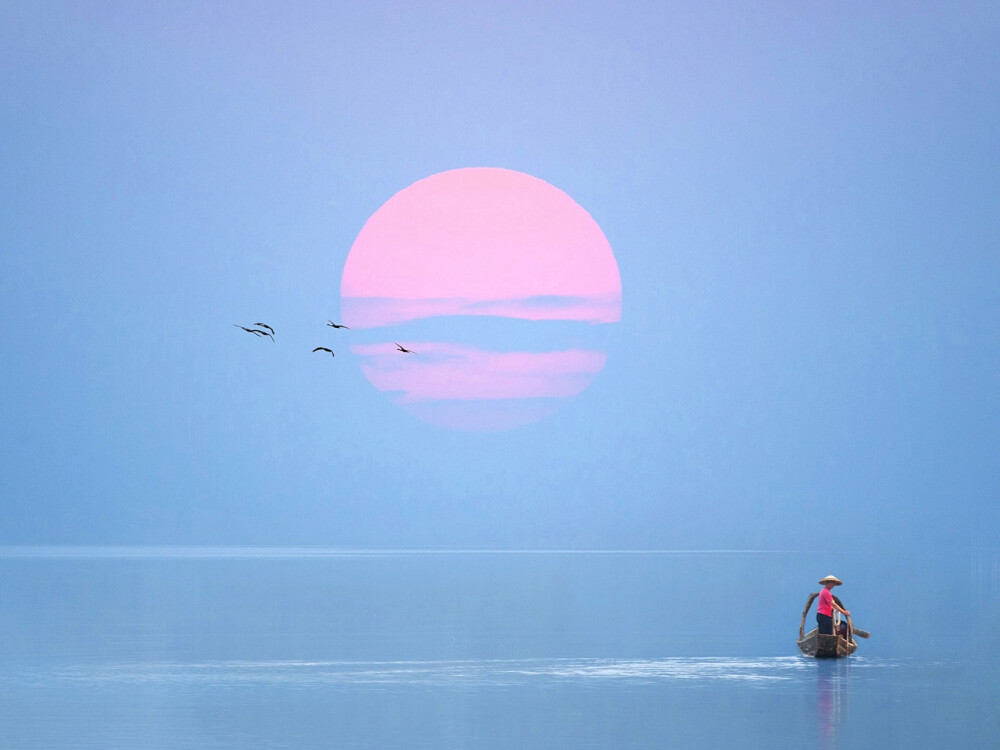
[0,545,794,559]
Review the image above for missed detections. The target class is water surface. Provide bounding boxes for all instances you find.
[0,548,995,748]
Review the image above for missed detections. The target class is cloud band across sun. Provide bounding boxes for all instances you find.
[341,293,621,329]
[352,343,607,403]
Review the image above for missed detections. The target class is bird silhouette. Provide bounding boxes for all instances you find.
[312,347,335,357]
[326,321,350,329]
[234,324,273,340]
[395,342,415,354]
[254,323,275,336]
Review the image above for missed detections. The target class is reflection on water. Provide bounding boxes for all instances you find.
[817,660,849,750]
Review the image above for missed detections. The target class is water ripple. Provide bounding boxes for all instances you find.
[49,656,828,690]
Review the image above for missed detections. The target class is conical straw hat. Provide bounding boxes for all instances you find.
[818,575,842,586]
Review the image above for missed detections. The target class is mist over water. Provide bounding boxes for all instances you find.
[0,548,996,748]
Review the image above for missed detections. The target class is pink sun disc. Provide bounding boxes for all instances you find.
[340,167,621,430]
[341,168,621,327]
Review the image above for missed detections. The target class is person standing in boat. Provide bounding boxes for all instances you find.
[817,575,851,635]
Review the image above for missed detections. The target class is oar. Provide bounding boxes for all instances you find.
[832,593,869,640]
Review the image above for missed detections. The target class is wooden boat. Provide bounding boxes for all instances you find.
[797,592,861,658]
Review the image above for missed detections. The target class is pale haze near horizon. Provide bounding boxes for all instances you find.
[1,2,998,552]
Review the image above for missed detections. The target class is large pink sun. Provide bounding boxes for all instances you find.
[340,167,621,430]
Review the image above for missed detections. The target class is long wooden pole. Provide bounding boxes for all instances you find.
[799,592,819,640]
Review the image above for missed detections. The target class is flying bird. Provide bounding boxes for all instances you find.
[395,342,415,354]
[326,321,350,329]
[312,347,335,357]
[254,323,275,336]
[234,324,273,340]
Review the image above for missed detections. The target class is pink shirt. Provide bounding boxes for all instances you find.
[817,588,834,616]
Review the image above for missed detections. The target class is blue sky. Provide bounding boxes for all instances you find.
[1,1,998,550]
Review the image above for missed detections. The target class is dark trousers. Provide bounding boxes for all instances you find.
[817,613,834,635]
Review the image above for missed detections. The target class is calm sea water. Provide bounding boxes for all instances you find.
[0,548,996,749]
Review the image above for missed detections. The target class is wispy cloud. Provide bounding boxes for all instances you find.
[352,342,607,402]
[341,293,622,329]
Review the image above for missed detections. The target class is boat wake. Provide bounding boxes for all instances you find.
[51,656,824,690]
